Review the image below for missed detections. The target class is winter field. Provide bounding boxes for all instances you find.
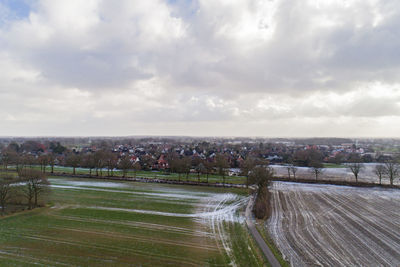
[271,163,400,185]
[267,181,400,267]
[0,177,265,266]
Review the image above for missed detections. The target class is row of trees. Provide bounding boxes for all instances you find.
[282,160,399,186]
[0,169,49,215]
[1,150,258,185]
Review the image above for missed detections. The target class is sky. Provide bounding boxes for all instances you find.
[0,0,399,137]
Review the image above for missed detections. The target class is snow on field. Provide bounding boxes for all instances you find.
[270,163,400,185]
[267,181,400,267]
[50,178,248,265]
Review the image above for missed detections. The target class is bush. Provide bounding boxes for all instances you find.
[254,185,271,219]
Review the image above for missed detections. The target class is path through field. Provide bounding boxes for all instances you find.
[267,181,400,267]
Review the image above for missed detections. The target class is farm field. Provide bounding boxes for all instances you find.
[271,163,400,185]
[6,165,247,185]
[0,177,265,266]
[267,181,400,267]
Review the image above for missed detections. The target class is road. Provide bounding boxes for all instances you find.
[245,195,281,267]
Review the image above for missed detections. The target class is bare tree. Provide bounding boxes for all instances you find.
[181,157,191,182]
[196,162,206,182]
[348,162,364,183]
[105,152,118,177]
[290,166,298,180]
[374,164,385,185]
[384,161,399,186]
[241,157,256,188]
[118,156,132,178]
[66,153,81,175]
[22,154,36,169]
[310,161,324,181]
[94,150,106,176]
[38,155,49,173]
[204,160,214,183]
[48,153,56,174]
[216,154,229,186]
[0,149,13,170]
[249,165,274,189]
[286,166,291,179]
[168,155,181,180]
[249,166,274,219]
[132,161,141,178]
[19,169,49,209]
[82,153,95,177]
[0,178,11,215]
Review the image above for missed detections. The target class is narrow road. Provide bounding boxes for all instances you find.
[245,195,281,267]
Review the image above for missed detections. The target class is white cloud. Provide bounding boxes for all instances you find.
[0,0,399,137]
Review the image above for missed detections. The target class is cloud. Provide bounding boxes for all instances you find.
[0,0,399,137]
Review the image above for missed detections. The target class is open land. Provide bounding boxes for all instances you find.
[267,181,400,267]
[270,164,400,185]
[0,177,265,266]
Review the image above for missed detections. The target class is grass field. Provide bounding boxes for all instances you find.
[6,165,247,185]
[0,176,265,266]
[322,163,346,168]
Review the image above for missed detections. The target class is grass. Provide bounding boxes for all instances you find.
[3,165,247,185]
[0,176,264,266]
[256,222,290,267]
[322,163,346,168]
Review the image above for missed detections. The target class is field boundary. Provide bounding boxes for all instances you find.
[245,194,281,267]
[1,168,399,189]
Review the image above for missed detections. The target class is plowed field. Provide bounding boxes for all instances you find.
[267,182,400,267]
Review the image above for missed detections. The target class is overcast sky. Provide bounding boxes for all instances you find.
[0,0,399,137]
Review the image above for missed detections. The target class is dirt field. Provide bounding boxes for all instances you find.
[267,181,400,267]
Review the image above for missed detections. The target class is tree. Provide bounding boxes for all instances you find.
[19,169,49,209]
[249,166,274,219]
[294,149,324,167]
[374,164,385,185]
[290,166,298,180]
[93,150,106,176]
[66,153,81,175]
[204,160,215,183]
[241,157,256,188]
[248,165,274,188]
[141,155,155,171]
[0,175,11,215]
[286,165,292,179]
[215,154,229,186]
[118,156,132,178]
[132,161,141,178]
[38,155,49,173]
[21,154,36,170]
[9,152,22,172]
[348,162,364,183]
[105,152,118,177]
[195,162,206,182]
[0,149,13,170]
[181,157,191,181]
[309,161,324,181]
[168,155,181,180]
[192,156,202,181]
[48,153,56,174]
[82,153,95,177]
[384,161,399,186]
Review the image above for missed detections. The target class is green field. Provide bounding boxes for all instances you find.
[7,166,247,185]
[0,177,265,266]
[322,163,346,168]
